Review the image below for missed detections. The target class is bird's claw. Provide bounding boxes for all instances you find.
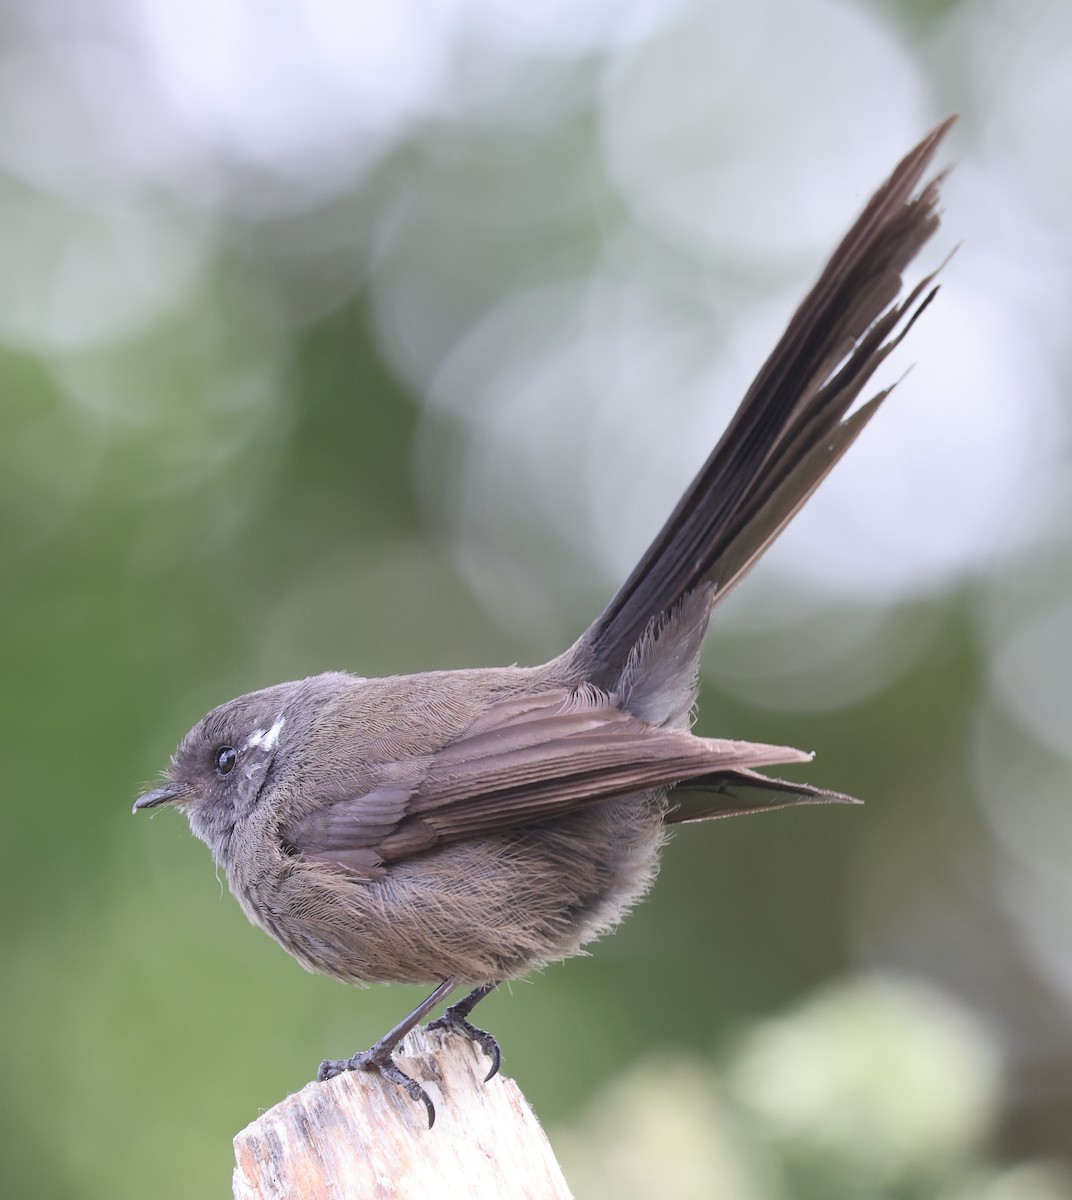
[427,1009,502,1082]
[317,1048,437,1126]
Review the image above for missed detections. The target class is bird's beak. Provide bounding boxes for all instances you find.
[132,783,188,814]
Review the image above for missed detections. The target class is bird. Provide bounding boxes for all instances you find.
[134,119,952,1126]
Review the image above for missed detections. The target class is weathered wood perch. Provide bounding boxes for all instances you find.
[232,1026,574,1199]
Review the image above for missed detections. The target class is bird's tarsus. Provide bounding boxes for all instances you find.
[315,977,458,1126]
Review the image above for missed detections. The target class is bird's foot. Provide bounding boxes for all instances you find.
[427,1005,502,1082]
[317,1046,437,1127]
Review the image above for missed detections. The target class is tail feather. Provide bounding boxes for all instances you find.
[571,119,953,688]
[665,768,863,823]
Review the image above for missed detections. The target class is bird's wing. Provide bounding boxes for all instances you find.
[281,686,831,875]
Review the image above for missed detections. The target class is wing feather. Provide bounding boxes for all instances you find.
[283,688,815,872]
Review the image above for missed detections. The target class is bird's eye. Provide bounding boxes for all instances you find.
[215,746,238,776]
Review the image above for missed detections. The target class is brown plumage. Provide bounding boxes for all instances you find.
[134,120,953,1124]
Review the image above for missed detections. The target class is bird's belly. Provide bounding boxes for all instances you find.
[245,791,668,986]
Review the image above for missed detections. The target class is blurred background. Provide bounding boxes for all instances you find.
[3,0,1072,1196]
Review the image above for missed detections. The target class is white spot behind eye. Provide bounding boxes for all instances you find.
[246,714,285,753]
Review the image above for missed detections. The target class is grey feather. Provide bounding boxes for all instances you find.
[136,123,952,1002]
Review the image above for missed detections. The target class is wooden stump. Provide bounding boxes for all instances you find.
[232,1027,573,1199]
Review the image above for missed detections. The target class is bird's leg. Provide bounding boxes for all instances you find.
[317,977,458,1127]
[427,981,502,1081]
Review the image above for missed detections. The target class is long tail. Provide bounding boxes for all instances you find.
[571,119,953,689]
